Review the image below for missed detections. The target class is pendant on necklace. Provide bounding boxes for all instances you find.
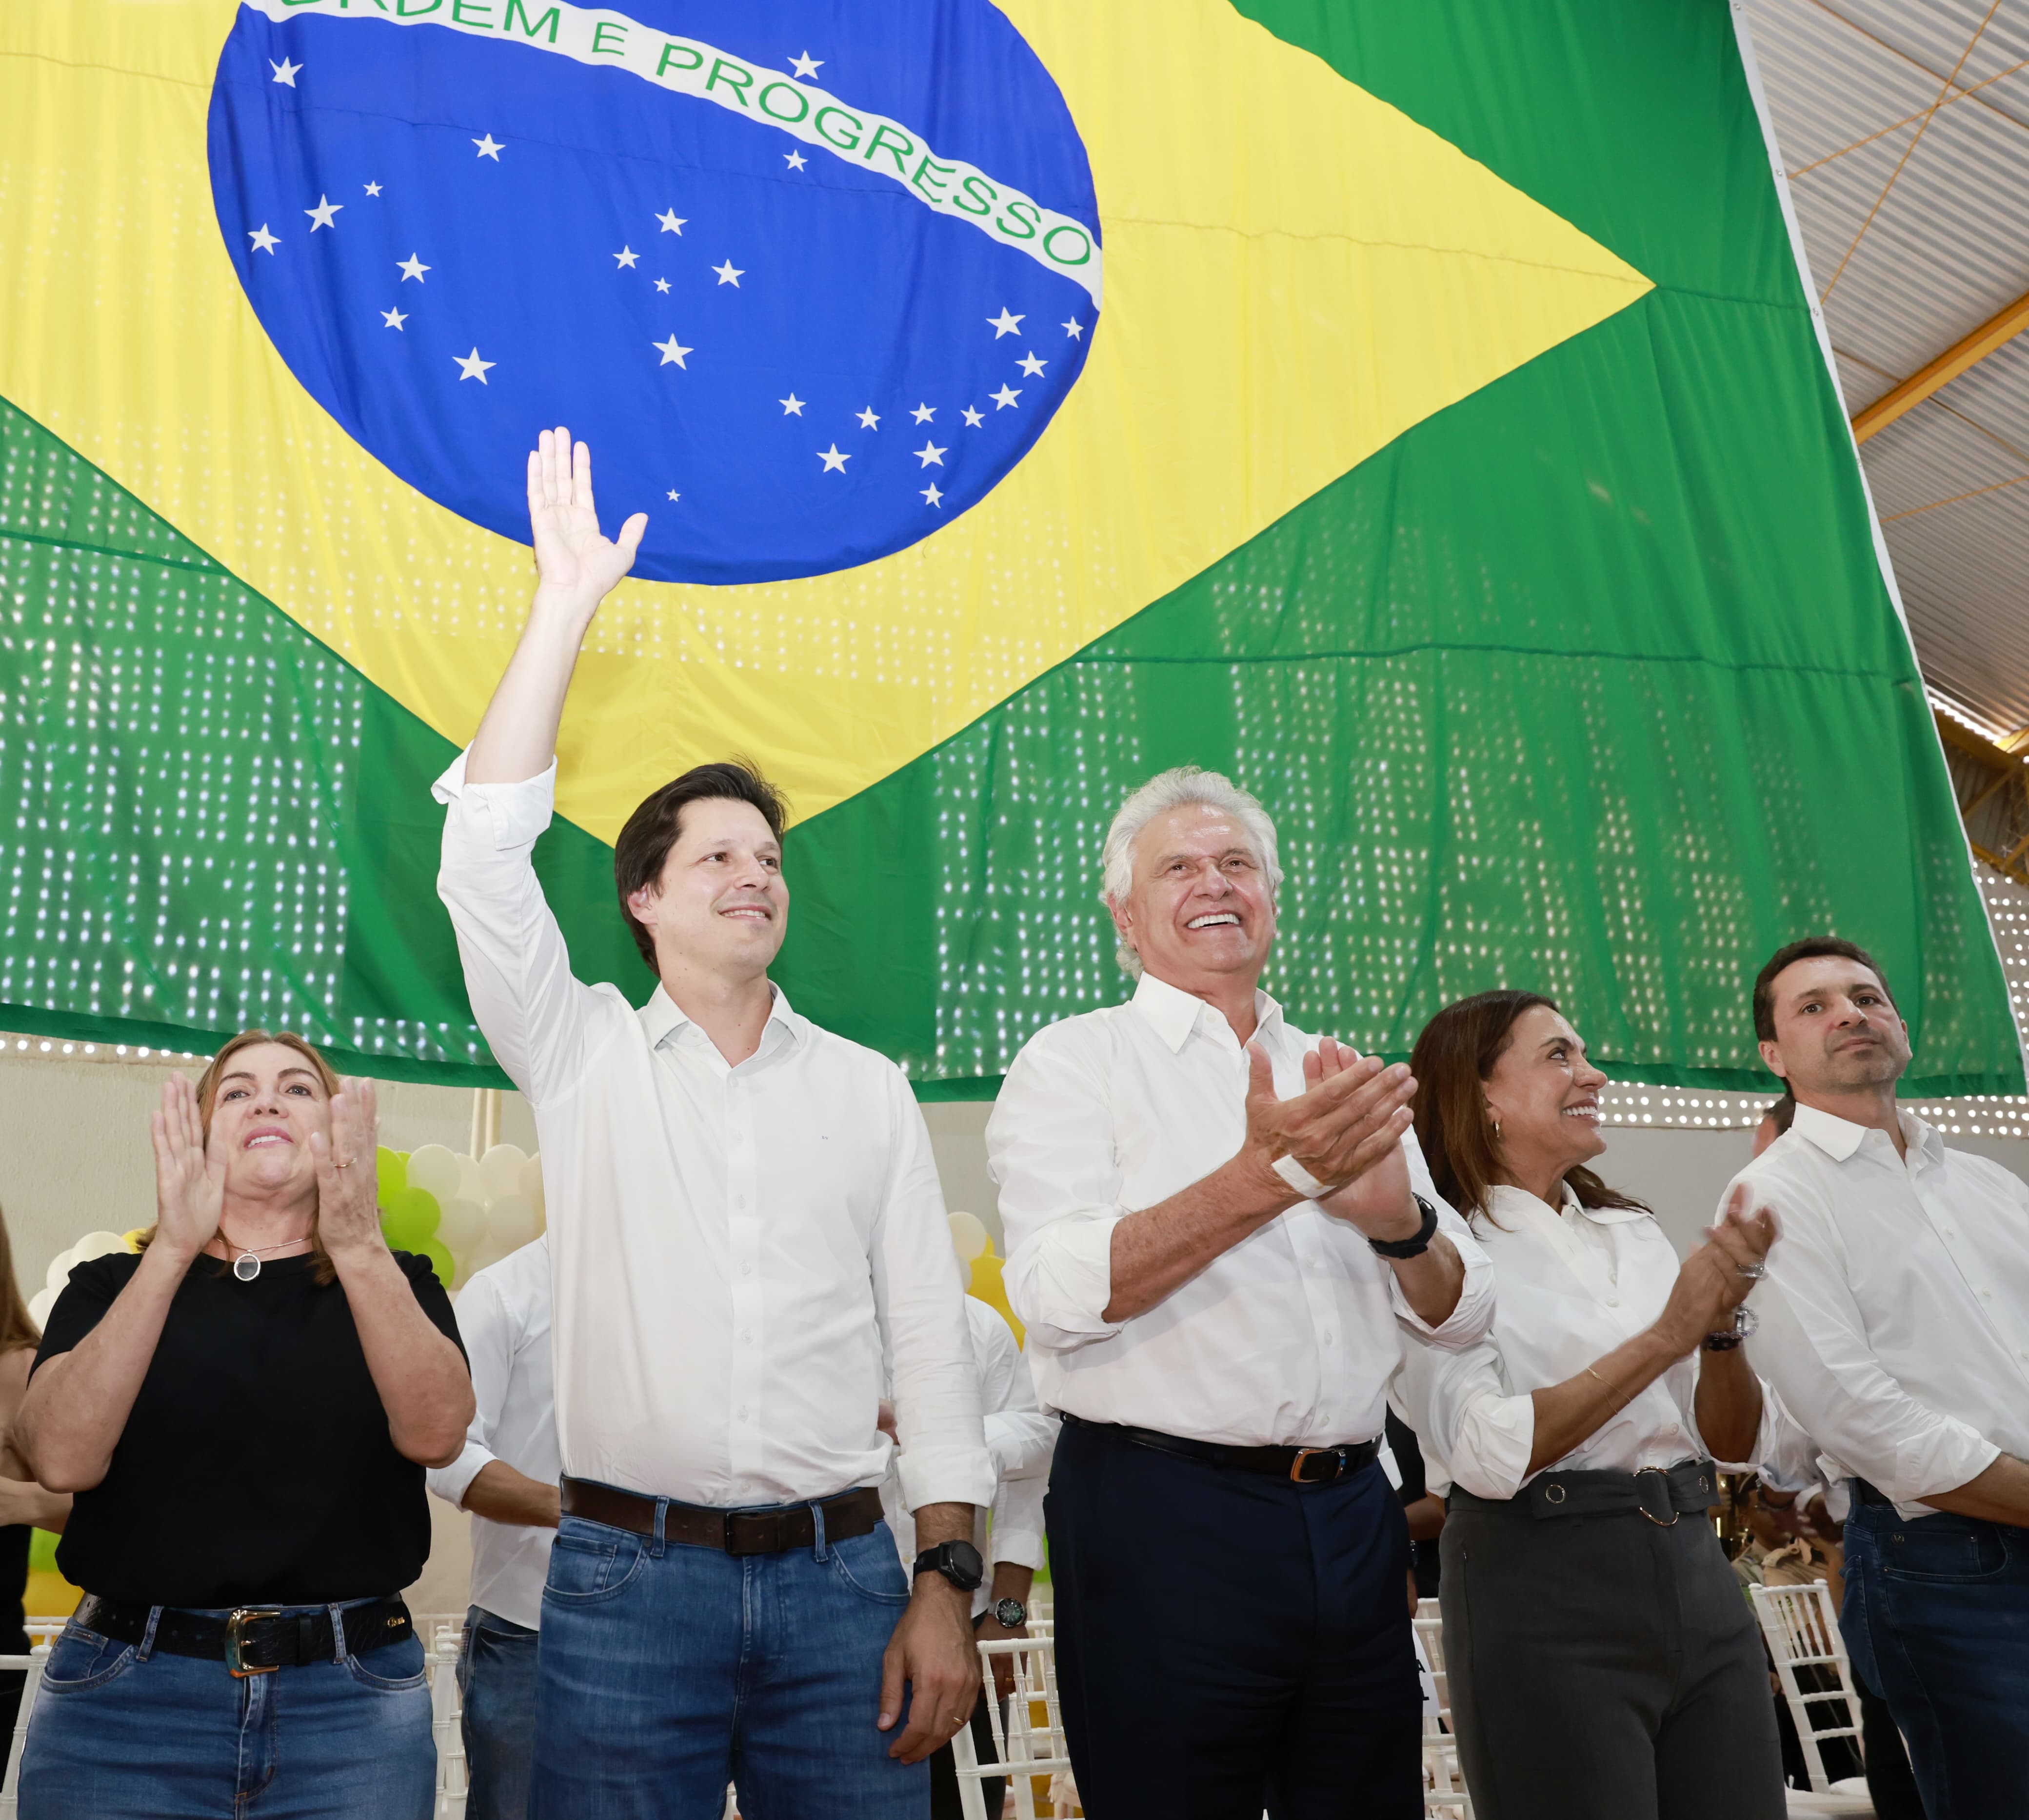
[233,1251,261,1282]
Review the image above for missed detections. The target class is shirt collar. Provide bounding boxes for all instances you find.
[1483,1181,1650,1228]
[1130,970,1281,1054]
[640,980,801,1054]
[1790,1100,1937,1167]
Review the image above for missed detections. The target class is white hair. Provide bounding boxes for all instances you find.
[1100,767,1283,978]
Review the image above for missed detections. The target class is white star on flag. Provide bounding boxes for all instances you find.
[655,278,671,294]
[789,51,823,79]
[364,181,383,198]
[818,444,850,472]
[992,383,1021,409]
[614,246,639,269]
[915,441,947,468]
[269,58,301,87]
[961,406,984,427]
[856,407,880,429]
[784,150,808,171]
[780,394,805,416]
[657,209,686,235]
[454,347,495,383]
[922,483,944,507]
[304,195,343,231]
[911,403,936,423]
[1063,318,1084,340]
[654,335,693,368]
[247,224,280,255]
[381,306,407,330]
[473,134,504,160]
[1017,352,1047,377]
[666,489,681,501]
[713,259,744,287]
[988,307,1024,338]
[398,253,430,282]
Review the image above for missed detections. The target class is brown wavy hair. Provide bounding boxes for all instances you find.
[0,1200,41,1354]
[1410,990,1648,1228]
[137,1030,344,1283]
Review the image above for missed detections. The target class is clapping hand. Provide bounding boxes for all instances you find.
[310,1079,384,1260]
[528,425,647,619]
[1659,1184,1779,1352]
[150,1074,225,1262]
[1244,1037,1417,1223]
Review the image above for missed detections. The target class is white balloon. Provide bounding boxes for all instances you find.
[485,1195,537,1253]
[73,1231,131,1264]
[43,1248,79,1293]
[27,1287,57,1331]
[458,1236,507,1285]
[456,1155,488,1209]
[434,1198,488,1254]
[517,1155,546,1228]
[479,1144,528,1203]
[947,1212,990,1263]
[405,1143,462,1201]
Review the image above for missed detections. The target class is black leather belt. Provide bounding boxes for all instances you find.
[1854,1478,1895,1507]
[560,1479,886,1555]
[74,1595,413,1677]
[1449,1459,1719,1525]
[1062,1413,1380,1485]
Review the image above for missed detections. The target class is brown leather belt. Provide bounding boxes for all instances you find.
[559,1479,886,1556]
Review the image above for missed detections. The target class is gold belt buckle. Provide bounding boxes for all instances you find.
[1289,1446,1336,1483]
[225,1606,283,1678]
[1634,1467,1680,1528]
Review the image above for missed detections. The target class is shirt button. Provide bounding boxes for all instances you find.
[1980,1288,1993,1300]
[1944,1226,1956,1238]
[737,1406,749,1420]
[1320,1331,1336,1345]
[1605,1295,1622,1308]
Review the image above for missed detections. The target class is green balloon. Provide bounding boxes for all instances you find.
[419,1238,455,1288]
[376,1146,408,1208]
[380,1185,441,1251]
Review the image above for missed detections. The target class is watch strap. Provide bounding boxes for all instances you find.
[1367,1195,1440,1260]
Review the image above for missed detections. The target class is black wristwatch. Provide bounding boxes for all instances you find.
[990,1597,1027,1628]
[1368,1195,1440,1260]
[912,1539,985,1593]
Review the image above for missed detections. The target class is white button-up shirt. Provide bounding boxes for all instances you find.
[1394,1185,1782,1502]
[884,1297,1056,1616]
[988,972,1494,1447]
[427,1237,558,1631]
[435,757,994,1515]
[1733,1102,2029,1518]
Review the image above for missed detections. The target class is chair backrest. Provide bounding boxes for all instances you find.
[1411,1617,1472,1818]
[0,1648,48,1817]
[425,1621,468,1820]
[1750,1581,1863,1792]
[948,1635,1076,1820]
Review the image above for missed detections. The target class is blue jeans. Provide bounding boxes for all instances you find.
[1840,1498,2029,1818]
[530,1496,928,1819]
[459,1606,539,1820]
[19,1603,434,1819]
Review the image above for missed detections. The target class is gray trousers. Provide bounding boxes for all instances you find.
[1438,1496,1786,1820]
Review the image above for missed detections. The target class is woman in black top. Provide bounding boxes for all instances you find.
[0,1201,70,1740]
[12,1030,474,1820]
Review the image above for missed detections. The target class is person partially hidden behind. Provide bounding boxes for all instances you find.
[1734,936,2029,1817]
[0,1199,70,1739]
[11,1031,473,1820]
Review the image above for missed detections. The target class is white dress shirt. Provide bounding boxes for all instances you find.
[435,756,994,1514]
[427,1237,558,1631]
[1394,1184,1773,1501]
[989,971,1494,1447]
[884,1297,1057,1616]
[1733,1102,2029,1518]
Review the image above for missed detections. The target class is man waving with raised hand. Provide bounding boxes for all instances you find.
[989,766,1494,1820]
[437,428,993,1820]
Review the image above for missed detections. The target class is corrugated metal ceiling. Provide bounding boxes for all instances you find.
[1743,0,2029,741]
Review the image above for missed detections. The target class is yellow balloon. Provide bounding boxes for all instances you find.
[946,1211,991,1263]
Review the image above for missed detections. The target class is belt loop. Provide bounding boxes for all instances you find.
[329,1602,348,1662]
[137,1605,163,1663]
[653,1496,669,1558]
[812,1497,831,1563]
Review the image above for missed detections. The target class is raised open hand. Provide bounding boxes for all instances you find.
[527,425,647,611]
[151,1073,224,1261]
[1243,1039,1417,1209]
[1657,1185,1780,1352]
[310,1078,384,1260]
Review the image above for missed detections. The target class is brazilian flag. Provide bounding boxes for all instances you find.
[0,0,2014,1095]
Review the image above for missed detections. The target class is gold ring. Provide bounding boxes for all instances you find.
[335,1158,355,1169]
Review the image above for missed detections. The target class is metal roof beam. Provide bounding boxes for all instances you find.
[1853,288,2029,444]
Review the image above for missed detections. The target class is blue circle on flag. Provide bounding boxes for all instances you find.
[208,1,1100,585]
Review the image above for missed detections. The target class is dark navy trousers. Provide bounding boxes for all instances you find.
[1045,1418,1423,1820]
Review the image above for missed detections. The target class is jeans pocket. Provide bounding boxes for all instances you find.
[36,1625,138,1695]
[830,1528,912,1607]
[1878,1518,2009,1583]
[543,1522,647,1606]
[344,1635,429,1691]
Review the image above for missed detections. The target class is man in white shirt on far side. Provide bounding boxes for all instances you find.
[427,1235,558,1820]
[988,766,1495,1820]
[435,429,995,1820]
[1731,934,2029,1819]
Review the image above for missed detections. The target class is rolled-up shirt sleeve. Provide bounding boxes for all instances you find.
[426,1272,512,1511]
[992,1030,1128,1350]
[1415,1337,1535,1502]
[1747,1202,1999,1508]
[1387,1142,1496,1351]
[434,750,598,1110]
[875,1074,995,1514]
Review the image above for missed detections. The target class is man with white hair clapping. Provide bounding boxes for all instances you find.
[988,767,1494,1819]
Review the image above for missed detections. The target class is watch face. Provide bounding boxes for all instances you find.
[948,1540,986,1591]
[993,1598,1027,1628]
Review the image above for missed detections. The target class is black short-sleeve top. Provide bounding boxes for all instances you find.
[33,1248,465,1608]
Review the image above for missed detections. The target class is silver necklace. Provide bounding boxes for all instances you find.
[215,1227,309,1281]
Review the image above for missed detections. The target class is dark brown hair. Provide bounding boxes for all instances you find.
[1751,937,1894,1044]
[0,1200,41,1355]
[1410,989,1648,1226]
[137,1029,344,1284]
[613,762,790,969]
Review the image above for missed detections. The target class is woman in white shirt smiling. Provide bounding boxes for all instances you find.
[1398,990,1787,1820]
